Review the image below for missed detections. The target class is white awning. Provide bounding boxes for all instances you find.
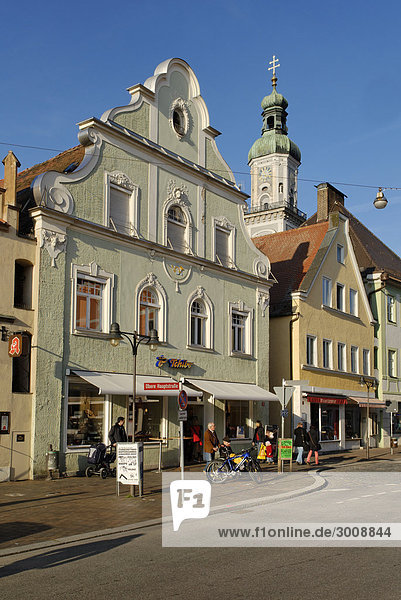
[185,379,279,402]
[71,371,201,397]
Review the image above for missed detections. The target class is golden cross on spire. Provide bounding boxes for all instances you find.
[268,55,280,88]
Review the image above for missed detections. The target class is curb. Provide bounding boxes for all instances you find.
[0,471,325,558]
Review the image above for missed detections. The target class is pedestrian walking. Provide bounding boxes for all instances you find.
[108,416,128,446]
[204,422,219,467]
[293,422,308,465]
[190,417,203,462]
[252,420,265,453]
[306,424,320,466]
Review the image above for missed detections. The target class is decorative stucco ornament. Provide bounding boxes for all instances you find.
[257,290,270,317]
[109,172,136,191]
[43,185,74,214]
[167,179,189,206]
[169,98,190,138]
[78,127,99,147]
[163,259,192,292]
[254,258,269,279]
[40,229,66,267]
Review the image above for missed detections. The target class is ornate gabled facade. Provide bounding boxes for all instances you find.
[244,57,306,238]
[10,58,277,477]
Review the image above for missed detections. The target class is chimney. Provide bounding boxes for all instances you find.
[316,182,346,222]
[2,151,21,214]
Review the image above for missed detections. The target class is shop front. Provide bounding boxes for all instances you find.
[307,394,347,452]
[348,397,386,449]
[65,370,202,473]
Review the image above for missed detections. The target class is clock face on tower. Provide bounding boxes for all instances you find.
[259,166,272,182]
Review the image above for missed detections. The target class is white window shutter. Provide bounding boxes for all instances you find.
[110,187,130,234]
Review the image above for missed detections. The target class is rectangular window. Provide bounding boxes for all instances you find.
[306,335,316,366]
[336,283,345,311]
[337,342,346,371]
[337,244,344,264]
[322,277,332,307]
[388,350,397,377]
[76,278,103,331]
[215,227,231,267]
[320,404,340,441]
[226,400,250,439]
[67,381,105,447]
[387,295,396,323]
[232,310,246,353]
[363,349,370,376]
[109,185,131,234]
[322,339,332,369]
[133,398,163,440]
[345,406,361,440]
[351,346,359,374]
[349,289,358,316]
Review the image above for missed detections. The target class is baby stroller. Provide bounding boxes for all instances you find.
[85,443,116,479]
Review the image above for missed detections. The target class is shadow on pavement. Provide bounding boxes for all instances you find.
[0,534,141,578]
[0,522,52,544]
[0,492,86,509]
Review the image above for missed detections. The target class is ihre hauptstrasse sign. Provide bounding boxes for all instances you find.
[144,382,179,391]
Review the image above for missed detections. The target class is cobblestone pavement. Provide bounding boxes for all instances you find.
[0,447,399,550]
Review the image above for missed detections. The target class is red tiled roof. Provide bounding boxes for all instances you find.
[0,146,85,193]
[304,204,401,280]
[253,222,329,312]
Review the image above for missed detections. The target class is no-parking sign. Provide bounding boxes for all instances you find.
[178,389,188,410]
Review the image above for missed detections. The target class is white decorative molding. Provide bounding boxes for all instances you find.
[40,229,66,267]
[187,287,214,349]
[167,179,189,205]
[257,289,270,317]
[77,127,99,147]
[163,182,193,254]
[212,216,236,269]
[163,259,192,292]
[169,97,190,139]
[253,258,270,279]
[70,262,115,334]
[109,171,136,192]
[41,184,74,215]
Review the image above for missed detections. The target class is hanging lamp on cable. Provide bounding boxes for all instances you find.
[373,187,388,209]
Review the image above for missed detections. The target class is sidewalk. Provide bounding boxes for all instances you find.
[0,446,399,552]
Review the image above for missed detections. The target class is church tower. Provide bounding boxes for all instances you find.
[244,56,306,237]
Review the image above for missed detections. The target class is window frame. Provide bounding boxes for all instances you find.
[135,274,167,343]
[104,171,139,236]
[322,277,332,307]
[350,345,359,374]
[229,302,253,356]
[388,349,397,378]
[71,263,115,335]
[163,198,193,254]
[349,288,358,316]
[187,289,214,350]
[322,338,332,369]
[139,288,160,336]
[306,335,317,366]
[14,260,33,310]
[337,244,345,264]
[213,217,236,269]
[362,349,370,376]
[387,295,396,324]
[336,283,345,311]
[337,342,346,371]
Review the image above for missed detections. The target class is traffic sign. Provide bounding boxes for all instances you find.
[280,409,289,418]
[178,389,188,410]
[274,386,295,408]
[178,410,187,421]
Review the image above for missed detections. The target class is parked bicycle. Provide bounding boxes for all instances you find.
[206,446,262,484]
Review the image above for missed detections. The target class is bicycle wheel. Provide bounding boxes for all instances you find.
[248,460,263,484]
[206,460,230,484]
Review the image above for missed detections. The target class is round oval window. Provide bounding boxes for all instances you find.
[173,109,185,136]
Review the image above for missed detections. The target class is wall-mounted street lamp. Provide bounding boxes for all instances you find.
[109,322,159,442]
[360,376,378,460]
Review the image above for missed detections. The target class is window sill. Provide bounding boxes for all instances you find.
[230,351,254,360]
[321,305,361,322]
[13,305,34,311]
[72,330,111,339]
[186,345,216,354]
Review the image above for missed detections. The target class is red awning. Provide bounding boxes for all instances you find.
[307,395,347,405]
[348,397,386,409]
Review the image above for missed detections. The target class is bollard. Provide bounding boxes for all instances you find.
[46,444,58,480]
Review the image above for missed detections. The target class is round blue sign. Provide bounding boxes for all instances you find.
[178,390,188,410]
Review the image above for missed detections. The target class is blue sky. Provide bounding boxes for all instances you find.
[2,0,401,255]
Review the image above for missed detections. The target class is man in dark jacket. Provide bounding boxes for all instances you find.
[293,422,308,465]
[109,417,128,446]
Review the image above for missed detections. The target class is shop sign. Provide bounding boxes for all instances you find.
[144,382,179,391]
[279,438,293,460]
[156,355,194,369]
[8,335,22,357]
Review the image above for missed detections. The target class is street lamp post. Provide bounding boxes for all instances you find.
[109,322,159,443]
[360,377,377,460]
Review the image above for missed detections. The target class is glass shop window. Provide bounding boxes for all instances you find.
[321,405,340,441]
[67,382,105,447]
[225,400,249,439]
[345,407,361,439]
[130,398,163,441]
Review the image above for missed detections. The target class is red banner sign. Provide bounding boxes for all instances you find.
[144,382,179,391]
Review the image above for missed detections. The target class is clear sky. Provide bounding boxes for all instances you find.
[2,0,401,255]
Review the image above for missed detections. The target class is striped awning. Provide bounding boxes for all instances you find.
[306,395,347,405]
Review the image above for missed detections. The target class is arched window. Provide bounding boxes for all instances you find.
[173,109,185,136]
[190,299,207,347]
[266,116,274,130]
[139,288,160,336]
[167,205,187,252]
